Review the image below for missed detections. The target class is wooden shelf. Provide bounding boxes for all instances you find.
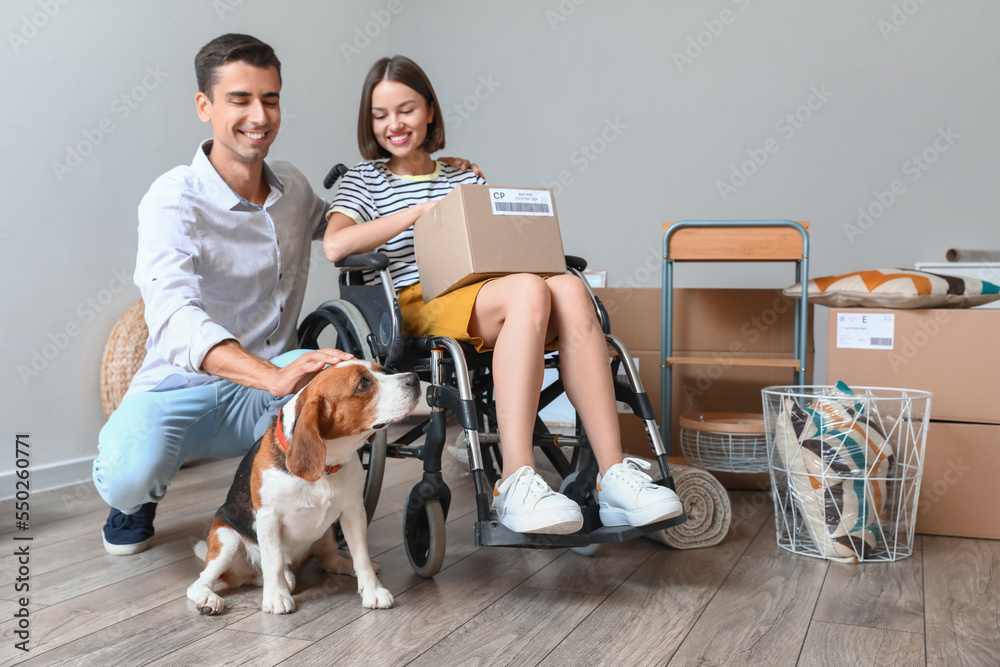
[662,221,810,261]
[666,355,802,370]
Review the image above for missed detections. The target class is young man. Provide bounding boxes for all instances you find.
[93,34,352,555]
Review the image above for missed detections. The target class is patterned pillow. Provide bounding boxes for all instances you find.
[783,268,1000,308]
[771,382,894,562]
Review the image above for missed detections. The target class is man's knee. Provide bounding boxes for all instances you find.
[94,396,177,513]
[93,452,168,515]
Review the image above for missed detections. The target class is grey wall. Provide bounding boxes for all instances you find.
[3,0,997,493]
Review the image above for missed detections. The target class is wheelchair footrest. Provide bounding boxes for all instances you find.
[473,511,688,549]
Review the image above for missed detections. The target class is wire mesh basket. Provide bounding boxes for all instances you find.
[762,384,931,563]
[679,413,769,473]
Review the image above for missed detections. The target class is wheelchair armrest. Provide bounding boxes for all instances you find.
[565,255,588,272]
[335,252,390,271]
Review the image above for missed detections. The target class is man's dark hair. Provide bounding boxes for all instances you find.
[195,33,282,99]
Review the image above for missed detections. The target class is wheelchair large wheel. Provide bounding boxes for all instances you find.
[362,431,386,524]
[403,491,446,578]
[303,299,373,360]
[300,299,386,524]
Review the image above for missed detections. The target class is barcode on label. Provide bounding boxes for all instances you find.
[870,337,892,346]
[489,188,555,216]
[493,201,551,214]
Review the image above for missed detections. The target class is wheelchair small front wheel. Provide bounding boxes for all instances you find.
[403,491,446,578]
[560,472,601,557]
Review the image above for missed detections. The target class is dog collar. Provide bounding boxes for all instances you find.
[276,407,341,475]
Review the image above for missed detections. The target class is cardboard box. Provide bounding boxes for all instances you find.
[413,184,566,302]
[827,308,1000,424]
[595,288,813,465]
[916,421,1000,539]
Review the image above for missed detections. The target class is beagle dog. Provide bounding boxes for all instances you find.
[187,360,420,615]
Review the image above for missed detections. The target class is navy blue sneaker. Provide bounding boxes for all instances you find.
[102,502,157,555]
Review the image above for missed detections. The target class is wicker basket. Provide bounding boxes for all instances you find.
[100,300,148,419]
[679,412,769,473]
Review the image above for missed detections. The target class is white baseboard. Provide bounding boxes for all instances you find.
[1,456,95,501]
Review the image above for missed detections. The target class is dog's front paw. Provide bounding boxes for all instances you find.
[191,590,225,615]
[361,585,393,609]
[356,567,391,608]
[261,589,296,614]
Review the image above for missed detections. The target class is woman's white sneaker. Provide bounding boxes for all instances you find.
[597,458,683,527]
[492,466,584,534]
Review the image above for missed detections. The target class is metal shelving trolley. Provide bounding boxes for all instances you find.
[660,220,810,461]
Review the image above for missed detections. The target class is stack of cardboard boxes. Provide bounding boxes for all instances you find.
[827,307,1000,539]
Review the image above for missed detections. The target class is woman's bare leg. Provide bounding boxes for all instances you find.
[544,275,623,475]
[468,274,552,481]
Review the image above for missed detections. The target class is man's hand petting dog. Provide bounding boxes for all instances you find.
[268,347,355,396]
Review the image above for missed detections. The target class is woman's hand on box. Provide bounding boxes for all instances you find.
[411,200,438,223]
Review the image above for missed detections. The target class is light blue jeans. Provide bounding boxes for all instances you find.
[93,349,309,515]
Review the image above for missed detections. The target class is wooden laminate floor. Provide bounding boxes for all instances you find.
[1,426,997,666]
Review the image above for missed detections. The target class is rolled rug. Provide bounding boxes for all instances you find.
[645,460,732,550]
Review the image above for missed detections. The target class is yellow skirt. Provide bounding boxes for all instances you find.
[398,280,497,352]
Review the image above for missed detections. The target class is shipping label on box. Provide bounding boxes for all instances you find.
[836,312,894,349]
[488,188,554,216]
[413,184,566,302]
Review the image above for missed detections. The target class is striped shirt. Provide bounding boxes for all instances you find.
[331,160,485,290]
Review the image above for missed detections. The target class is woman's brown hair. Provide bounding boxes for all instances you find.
[358,56,445,160]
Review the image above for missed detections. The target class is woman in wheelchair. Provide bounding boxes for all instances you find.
[323,55,682,535]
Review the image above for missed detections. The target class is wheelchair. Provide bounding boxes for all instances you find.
[298,166,686,577]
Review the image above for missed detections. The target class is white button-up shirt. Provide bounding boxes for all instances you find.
[127,140,329,396]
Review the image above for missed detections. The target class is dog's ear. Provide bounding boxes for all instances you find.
[287,395,330,482]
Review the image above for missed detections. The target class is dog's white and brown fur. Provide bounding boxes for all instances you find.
[187,360,420,615]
